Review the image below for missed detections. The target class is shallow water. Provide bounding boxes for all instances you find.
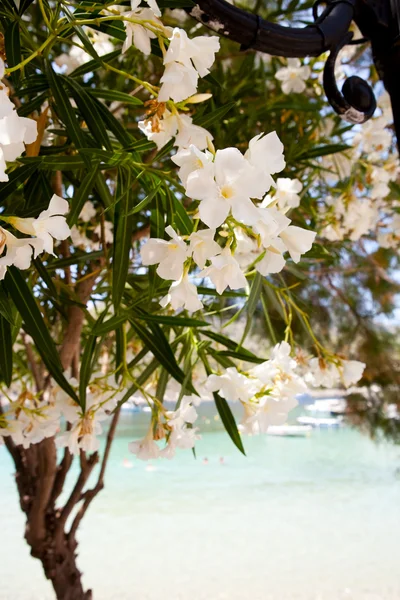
[1,406,400,600]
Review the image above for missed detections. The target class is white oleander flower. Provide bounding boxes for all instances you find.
[122,6,160,55]
[172,145,214,187]
[70,227,91,248]
[241,394,298,434]
[185,147,262,228]
[8,194,70,255]
[139,111,212,151]
[279,225,316,263]
[188,228,221,268]
[306,357,340,388]
[275,58,311,94]
[164,28,220,77]
[129,429,161,460]
[354,116,392,153]
[0,227,43,279]
[160,272,203,312]
[141,225,188,281]
[200,246,247,294]
[253,206,289,249]
[271,178,303,211]
[158,62,199,103]
[93,221,114,248]
[256,246,286,275]
[251,341,297,384]
[340,359,365,387]
[174,113,213,151]
[244,132,286,193]
[206,367,258,403]
[0,88,38,181]
[79,201,96,222]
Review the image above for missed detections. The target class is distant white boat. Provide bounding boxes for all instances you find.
[297,416,342,428]
[267,425,312,437]
[305,399,346,414]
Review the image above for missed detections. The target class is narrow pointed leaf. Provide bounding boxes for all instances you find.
[5,268,79,403]
[0,314,12,387]
[214,392,246,455]
[113,168,134,309]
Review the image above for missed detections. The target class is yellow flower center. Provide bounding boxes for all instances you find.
[220,185,234,200]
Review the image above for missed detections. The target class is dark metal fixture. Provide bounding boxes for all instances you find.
[189,0,400,142]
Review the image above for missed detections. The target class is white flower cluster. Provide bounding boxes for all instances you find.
[158,28,220,103]
[55,376,122,455]
[306,357,365,389]
[141,134,316,312]
[128,394,200,460]
[0,195,71,280]
[0,65,38,182]
[318,92,400,245]
[0,376,122,453]
[206,342,305,434]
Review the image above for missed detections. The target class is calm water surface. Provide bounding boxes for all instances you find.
[1,405,400,600]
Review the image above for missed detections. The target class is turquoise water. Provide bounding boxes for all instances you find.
[1,406,400,600]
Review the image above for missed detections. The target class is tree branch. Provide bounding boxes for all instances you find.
[68,407,121,543]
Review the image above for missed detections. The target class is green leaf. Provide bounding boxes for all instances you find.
[240,272,262,346]
[127,182,162,216]
[18,0,35,14]
[45,62,88,153]
[70,49,120,78]
[5,21,21,83]
[129,318,190,388]
[214,392,246,455]
[92,313,127,335]
[5,268,79,403]
[296,144,351,160]
[19,155,88,170]
[62,76,112,151]
[112,168,134,309]
[133,312,208,328]
[87,88,143,106]
[199,329,262,361]
[115,324,125,382]
[67,164,100,226]
[172,194,193,235]
[0,284,15,324]
[33,257,59,301]
[0,163,38,205]
[94,98,135,147]
[194,101,236,129]
[214,349,265,364]
[0,314,12,387]
[80,312,105,408]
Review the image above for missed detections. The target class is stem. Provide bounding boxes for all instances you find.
[102,61,159,96]
[38,0,52,31]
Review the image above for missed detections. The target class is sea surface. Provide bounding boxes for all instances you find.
[1,404,400,600]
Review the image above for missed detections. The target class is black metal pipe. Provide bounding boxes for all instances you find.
[189,0,355,56]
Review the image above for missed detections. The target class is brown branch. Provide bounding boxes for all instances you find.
[49,443,73,507]
[68,408,121,543]
[23,335,44,392]
[59,273,97,371]
[56,450,99,539]
[25,439,57,548]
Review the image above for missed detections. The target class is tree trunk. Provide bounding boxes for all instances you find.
[30,531,92,600]
[5,437,93,600]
